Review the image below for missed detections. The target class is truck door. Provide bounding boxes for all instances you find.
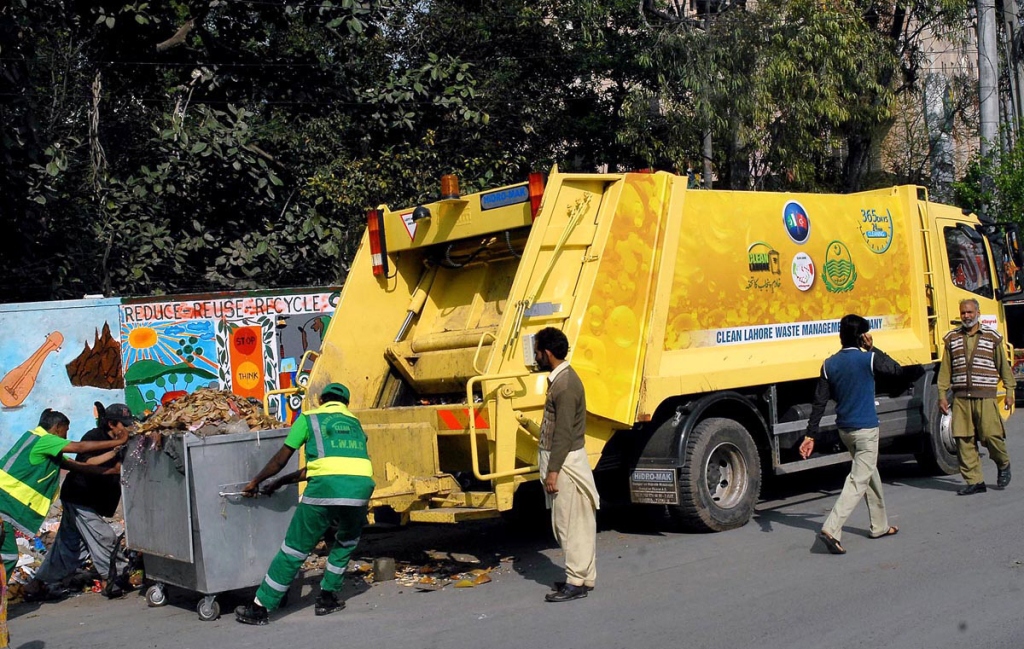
[934,219,1001,328]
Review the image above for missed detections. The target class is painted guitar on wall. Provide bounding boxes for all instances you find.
[0,332,64,408]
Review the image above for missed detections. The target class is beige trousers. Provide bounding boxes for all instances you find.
[821,427,890,542]
[539,448,599,588]
[952,397,1010,485]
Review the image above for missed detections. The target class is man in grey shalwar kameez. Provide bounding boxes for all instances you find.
[533,327,599,602]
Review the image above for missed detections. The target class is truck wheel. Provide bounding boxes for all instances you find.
[672,418,761,532]
[915,388,958,475]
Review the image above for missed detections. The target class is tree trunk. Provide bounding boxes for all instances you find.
[843,132,871,192]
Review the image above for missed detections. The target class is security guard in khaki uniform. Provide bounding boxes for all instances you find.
[236,383,374,625]
[938,298,1016,495]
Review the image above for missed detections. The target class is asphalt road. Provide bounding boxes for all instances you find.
[12,417,1024,649]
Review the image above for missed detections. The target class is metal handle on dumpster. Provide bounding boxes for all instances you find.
[218,482,254,500]
[465,373,538,481]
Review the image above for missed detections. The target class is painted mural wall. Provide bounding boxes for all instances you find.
[0,289,339,456]
[118,290,337,422]
[0,297,124,455]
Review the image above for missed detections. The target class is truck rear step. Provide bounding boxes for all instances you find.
[408,506,500,523]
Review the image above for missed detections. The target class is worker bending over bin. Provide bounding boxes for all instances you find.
[0,409,127,584]
[25,403,136,601]
[236,383,374,626]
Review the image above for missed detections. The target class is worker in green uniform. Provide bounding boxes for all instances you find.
[235,383,374,626]
[0,408,128,581]
[938,298,1017,495]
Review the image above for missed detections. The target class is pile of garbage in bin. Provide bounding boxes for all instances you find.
[136,388,282,437]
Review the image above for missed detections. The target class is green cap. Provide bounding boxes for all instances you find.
[321,382,350,404]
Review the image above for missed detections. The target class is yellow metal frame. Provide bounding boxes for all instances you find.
[465,373,538,481]
[261,349,320,417]
[505,192,592,354]
[472,331,497,375]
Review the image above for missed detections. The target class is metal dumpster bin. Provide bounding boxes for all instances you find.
[121,428,299,621]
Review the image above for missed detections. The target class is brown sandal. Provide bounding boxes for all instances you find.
[870,525,899,539]
[818,531,846,555]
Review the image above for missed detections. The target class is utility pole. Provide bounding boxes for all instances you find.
[978,0,1000,216]
[1002,0,1024,127]
[979,0,1000,160]
[702,4,713,189]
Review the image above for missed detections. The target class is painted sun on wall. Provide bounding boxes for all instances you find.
[121,320,219,415]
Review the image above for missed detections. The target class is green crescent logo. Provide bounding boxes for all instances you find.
[823,240,857,293]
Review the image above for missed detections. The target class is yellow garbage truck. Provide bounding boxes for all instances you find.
[292,168,1023,531]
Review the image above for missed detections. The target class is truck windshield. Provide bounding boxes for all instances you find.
[944,225,994,299]
[982,224,1024,300]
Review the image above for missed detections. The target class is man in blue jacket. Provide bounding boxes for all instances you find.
[799,314,916,555]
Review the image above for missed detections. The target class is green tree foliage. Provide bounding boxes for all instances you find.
[0,0,974,302]
[625,0,971,191]
[953,137,1024,225]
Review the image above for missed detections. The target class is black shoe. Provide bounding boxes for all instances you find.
[998,464,1012,488]
[235,602,269,626]
[23,587,70,603]
[545,583,588,602]
[103,576,130,599]
[552,581,594,592]
[957,482,988,496]
[103,583,125,599]
[314,591,345,616]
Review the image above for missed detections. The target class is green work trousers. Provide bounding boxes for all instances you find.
[952,397,1010,485]
[254,502,366,611]
[1,525,17,580]
[821,427,890,542]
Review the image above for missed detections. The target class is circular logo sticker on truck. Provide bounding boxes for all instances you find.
[823,240,857,293]
[783,201,811,244]
[859,208,894,254]
[791,252,815,291]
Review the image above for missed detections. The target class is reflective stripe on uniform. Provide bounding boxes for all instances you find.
[4,434,36,473]
[325,562,345,575]
[305,456,373,478]
[0,513,32,536]
[309,415,326,458]
[280,543,306,560]
[300,496,370,507]
[338,538,359,548]
[0,470,51,517]
[0,553,18,562]
[263,575,289,592]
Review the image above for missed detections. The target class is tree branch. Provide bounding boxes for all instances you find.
[156,18,195,52]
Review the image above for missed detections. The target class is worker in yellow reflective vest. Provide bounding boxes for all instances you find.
[0,409,128,581]
[236,383,374,626]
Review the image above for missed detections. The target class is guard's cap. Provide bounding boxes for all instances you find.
[321,383,350,404]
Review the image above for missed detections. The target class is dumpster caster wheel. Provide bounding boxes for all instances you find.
[197,596,220,621]
[146,584,167,607]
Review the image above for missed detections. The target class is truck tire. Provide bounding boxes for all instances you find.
[671,418,761,532]
[915,386,958,475]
